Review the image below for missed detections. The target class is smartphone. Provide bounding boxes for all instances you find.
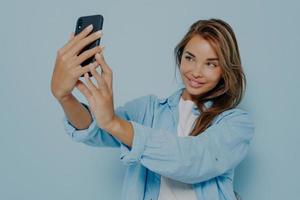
[75,14,104,77]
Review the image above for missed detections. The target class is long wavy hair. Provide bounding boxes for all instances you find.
[174,18,246,136]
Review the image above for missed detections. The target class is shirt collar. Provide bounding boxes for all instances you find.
[158,83,213,116]
[158,84,184,106]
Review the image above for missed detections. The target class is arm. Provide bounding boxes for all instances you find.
[62,95,152,147]
[104,115,134,148]
[115,108,255,184]
[58,94,93,130]
[51,25,103,130]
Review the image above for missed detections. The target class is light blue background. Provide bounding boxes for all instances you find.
[1,0,299,199]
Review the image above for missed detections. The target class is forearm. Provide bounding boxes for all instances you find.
[105,116,134,148]
[57,94,93,130]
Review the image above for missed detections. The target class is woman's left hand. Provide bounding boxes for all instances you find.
[75,50,116,131]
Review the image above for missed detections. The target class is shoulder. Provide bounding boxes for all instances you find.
[213,108,254,134]
[213,107,254,124]
[211,107,255,139]
[125,94,167,107]
[123,94,157,108]
[115,94,158,122]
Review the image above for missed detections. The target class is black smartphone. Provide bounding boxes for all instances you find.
[75,14,104,77]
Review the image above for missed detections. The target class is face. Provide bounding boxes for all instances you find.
[179,35,223,103]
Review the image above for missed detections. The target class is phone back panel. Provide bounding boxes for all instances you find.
[75,15,103,76]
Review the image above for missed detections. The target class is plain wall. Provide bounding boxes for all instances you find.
[1,0,299,199]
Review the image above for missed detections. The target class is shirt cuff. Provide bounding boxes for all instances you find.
[62,103,98,143]
[120,120,149,165]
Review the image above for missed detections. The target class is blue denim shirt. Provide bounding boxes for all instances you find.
[62,84,255,200]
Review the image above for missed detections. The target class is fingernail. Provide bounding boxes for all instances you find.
[99,46,105,52]
[96,53,101,59]
[87,24,93,30]
[95,30,102,36]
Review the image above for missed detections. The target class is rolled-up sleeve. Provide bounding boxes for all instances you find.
[62,102,121,147]
[63,95,152,148]
[63,112,99,143]
[120,108,255,184]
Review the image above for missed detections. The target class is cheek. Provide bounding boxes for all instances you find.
[206,72,222,86]
[179,63,188,75]
[180,61,193,74]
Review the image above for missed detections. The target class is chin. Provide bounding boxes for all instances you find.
[186,86,199,93]
[182,84,206,100]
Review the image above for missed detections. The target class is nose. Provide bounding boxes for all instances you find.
[191,64,204,78]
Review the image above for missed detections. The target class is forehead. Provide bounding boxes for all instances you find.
[184,35,218,58]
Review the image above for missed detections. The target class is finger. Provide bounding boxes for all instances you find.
[75,79,93,100]
[95,50,112,74]
[74,61,97,77]
[95,52,113,91]
[73,45,103,67]
[69,32,75,41]
[90,63,111,96]
[66,30,102,58]
[94,65,111,96]
[84,70,99,95]
[60,25,94,55]
[89,62,103,88]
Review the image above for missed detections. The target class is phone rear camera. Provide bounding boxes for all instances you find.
[78,19,83,28]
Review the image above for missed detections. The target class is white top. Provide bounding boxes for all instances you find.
[158,96,198,200]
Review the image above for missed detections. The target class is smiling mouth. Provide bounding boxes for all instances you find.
[187,78,205,88]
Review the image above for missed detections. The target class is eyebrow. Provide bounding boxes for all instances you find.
[183,50,219,61]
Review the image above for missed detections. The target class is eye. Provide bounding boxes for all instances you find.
[207,62,217,68]
[185,56,194,62]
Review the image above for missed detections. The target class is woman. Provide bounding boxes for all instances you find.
[51,18,254,200]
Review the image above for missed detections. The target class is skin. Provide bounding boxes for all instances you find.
[51,24,104,101]
[51,25,105,130]
[180,35,223,103]
[54,32,223,148]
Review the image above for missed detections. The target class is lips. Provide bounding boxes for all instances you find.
[187,77,205,88]
[189,78,205,84]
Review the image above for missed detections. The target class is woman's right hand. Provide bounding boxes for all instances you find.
[51,24,103,102]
